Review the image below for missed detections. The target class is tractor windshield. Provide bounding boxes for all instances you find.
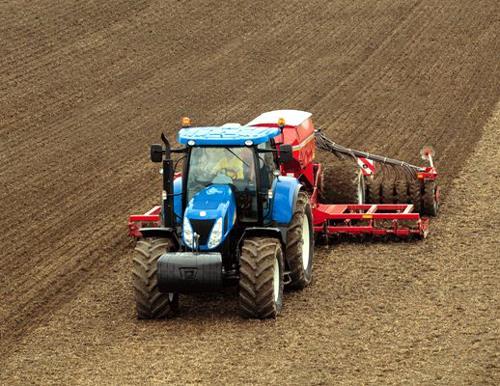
[187,146,258,221]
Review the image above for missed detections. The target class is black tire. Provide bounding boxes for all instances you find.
[132,237,179,319]
[381,165,397,203]
[320,161,365,204]
[394,167,410,204]
[422,181,439,216]
[286,192,313,289]
[408,174,422,213]
[239,237,284,319]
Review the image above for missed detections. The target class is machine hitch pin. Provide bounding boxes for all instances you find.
[192,233,200,254]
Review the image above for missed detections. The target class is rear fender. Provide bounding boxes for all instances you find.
[237,227,287,250]
[271,176,302,225]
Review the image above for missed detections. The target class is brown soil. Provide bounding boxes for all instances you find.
[1,0,499,384]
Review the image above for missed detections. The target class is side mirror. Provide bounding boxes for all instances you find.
[279,144,294,164]
[150,144,164,163]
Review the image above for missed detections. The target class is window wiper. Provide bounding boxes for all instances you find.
[225,147,250,167]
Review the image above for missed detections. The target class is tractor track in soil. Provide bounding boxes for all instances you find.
[0,0,499,384]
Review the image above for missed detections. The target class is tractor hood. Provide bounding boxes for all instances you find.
[183,185,236,250]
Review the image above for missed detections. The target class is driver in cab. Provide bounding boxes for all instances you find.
[212,149,254,183]
[214,157,245,180]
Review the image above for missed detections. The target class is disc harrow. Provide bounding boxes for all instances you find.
[314,131,439,215]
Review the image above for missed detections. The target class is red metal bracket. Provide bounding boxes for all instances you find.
[128,206,161,238]
[417,166,438,181]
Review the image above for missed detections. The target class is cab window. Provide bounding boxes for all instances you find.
[186,146,258,221]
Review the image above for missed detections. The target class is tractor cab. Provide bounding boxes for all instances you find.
[177,125,281,251]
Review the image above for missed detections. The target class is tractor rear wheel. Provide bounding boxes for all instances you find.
[239,237,284,319]
[132,237,179,319]
[285,192,313,289]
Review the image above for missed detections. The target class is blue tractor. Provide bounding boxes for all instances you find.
[131,113,315,319]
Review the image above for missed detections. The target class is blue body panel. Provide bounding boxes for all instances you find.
[271,176,301,225]
[178,126,280,146]
[183,185,236,251]
[173,177,182,224]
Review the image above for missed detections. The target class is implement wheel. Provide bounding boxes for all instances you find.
[132,237,179,319]
[320,162,365,204]
[381,165,397,203]
[239,237,284,319]
[422,181,439,216]
[408,174,422,213]
[394,167,410,203]
[286,192,313,289]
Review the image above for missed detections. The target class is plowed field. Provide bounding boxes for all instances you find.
[1,0,499,384]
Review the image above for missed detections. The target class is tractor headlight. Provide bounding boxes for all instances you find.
[183,216,194,246]
[207,217,223,249]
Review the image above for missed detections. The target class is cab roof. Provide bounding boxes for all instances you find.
[177,125,280,146]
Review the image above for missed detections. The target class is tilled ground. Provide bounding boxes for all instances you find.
[0,0,499,384]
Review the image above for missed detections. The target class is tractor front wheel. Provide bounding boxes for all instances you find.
[239,237,284,319]
[285,192,314,289]
[132,237,179,319]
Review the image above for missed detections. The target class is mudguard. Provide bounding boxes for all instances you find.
[271,176,302,225]
[238,227,287,249]
[138,227,180,249]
